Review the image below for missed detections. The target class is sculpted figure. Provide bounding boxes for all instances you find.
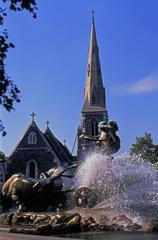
[0,165,77,212]
[80,120,121,155]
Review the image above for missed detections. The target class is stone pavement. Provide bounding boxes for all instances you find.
[0,231,79,240]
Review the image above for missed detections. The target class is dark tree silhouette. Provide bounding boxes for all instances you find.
[0,0,37,136]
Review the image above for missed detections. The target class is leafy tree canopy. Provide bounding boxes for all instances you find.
[130,132,158,163]
[0,0,37,136]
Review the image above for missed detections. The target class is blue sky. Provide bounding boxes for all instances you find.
[1,0,158,155]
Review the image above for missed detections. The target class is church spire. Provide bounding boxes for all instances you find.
[82,14,106,113]
[77,16,108,161]
[92,10,95,23]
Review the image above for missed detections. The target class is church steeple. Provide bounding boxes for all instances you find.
[82,14,106,113]
[77,15,108,161]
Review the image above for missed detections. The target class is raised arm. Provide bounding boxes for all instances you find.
[79,134,99,141]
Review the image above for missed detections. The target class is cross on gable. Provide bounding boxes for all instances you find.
[46,120,50,128]
[31,112,36,122]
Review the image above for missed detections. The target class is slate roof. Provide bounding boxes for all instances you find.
[9,120,72,165]
[44,127,72,164]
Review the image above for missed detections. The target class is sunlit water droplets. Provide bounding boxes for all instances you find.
[75,152,158,223]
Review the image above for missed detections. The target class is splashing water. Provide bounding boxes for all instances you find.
[75,153,158,224]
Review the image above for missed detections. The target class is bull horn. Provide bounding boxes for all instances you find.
[51,164,78,181]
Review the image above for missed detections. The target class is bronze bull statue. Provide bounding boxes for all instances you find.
[0,165,77,212]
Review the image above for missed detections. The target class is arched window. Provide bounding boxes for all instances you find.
[30,162,35,178]
[91,119,98,136]
[28,132,37,144]
[26,160,38,179]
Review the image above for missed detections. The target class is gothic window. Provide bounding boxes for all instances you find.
[28,131,37,144]
[91,119,98,136]
[92,93,96,104]
[30,162,35,178]
[26,160,38,179]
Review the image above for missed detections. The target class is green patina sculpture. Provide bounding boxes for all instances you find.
[80,120,121,155]
[0,165,77,212]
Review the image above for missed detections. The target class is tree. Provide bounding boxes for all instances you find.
[130,132,158,163]
[0,0,37,136]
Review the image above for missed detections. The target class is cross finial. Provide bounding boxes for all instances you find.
[30,112,36,122]
[46,120,50,128]
[92,10,95,23]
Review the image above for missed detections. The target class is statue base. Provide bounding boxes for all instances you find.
[1,209,155,235]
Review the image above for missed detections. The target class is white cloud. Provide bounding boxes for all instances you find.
[120,71,158,95]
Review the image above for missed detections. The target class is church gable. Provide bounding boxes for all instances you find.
[11,120,52,153]
[6,116,67,179]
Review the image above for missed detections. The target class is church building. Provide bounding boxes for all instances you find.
[77,15,108,161]
[1,15,109,185]
[6,113,73,180]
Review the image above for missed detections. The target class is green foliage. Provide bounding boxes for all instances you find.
[0,0,37,136]
[130,132,158,163]
[2,0,37,18]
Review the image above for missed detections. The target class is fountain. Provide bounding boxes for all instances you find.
[74,152,158,230]
[1,120,158,236]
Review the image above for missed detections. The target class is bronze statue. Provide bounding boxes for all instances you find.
[80,120,121,155]
[0,165,77,212]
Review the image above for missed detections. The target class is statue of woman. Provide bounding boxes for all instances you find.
[80,120,121,155]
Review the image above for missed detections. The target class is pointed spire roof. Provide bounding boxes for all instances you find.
[90,11,98,51]
[82,14,106,113]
